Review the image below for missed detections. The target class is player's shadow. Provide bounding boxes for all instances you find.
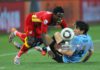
[86,61,100,64]
[75,61,100,66]
[22,61,100,65]
[23,61,59,64]
[34,62,59,64]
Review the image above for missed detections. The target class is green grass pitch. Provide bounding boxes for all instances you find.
[0,25,100,70]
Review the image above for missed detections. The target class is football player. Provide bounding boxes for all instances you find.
[42,21,94,63]
[9,6,68,64]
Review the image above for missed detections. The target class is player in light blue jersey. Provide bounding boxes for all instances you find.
[42,21,93,63]
[63,32,93,63]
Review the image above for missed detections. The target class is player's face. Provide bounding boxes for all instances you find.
[74,27,84,35]
[54,13,64,24]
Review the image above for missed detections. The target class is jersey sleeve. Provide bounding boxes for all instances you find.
[60,19,68,28]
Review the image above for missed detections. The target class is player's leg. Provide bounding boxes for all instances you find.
[9,28,16,43]
[14,37,38,64]
[33,38,47,56]
[34,46,47,56]
[47,36,63,62]
[13,41,22,49]
[42,34,56,57]
[9,28,26,49]
[15,32,26,42]
[9,28,26,43]
[42,32,62,53]
[14,44,28,64]
[39,34,54,56]
[42,32,63,62]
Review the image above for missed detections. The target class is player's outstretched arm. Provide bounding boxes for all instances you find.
[82,50,93,62]
[57,48,74,56]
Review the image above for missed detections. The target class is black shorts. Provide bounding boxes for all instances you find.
[49,36,63,63]
[29,38,43,48]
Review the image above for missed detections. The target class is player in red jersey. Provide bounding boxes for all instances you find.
[9,6,68,64]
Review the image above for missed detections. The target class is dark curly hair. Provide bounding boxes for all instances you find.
[76,21,89,34]
[53,6,64,15]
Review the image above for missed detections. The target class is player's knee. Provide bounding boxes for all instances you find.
[54,32,60,36]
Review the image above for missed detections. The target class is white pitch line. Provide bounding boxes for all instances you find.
[0,52,17,57]
[0,40,100,57]
[0,50,34,57]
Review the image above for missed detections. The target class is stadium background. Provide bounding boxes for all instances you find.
[0,0,100,70]
[0,0,100,32]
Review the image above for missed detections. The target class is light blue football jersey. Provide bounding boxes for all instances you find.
[63,34,93,63]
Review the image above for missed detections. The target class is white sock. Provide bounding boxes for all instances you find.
[14,31,17,36]
[34,46,42,52]
[46,46,51,51]
[15,55,20,58]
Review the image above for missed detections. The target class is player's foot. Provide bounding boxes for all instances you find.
[13,41,22,49]
[9,32,15,43]
[9,28,17,43]
[34,47,47,56]
[41,50,46,56]
[41,47,47,56]
[42,47,55,57]
[14,56,20,64]
[11,28,17,32]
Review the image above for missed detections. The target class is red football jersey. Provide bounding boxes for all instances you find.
[35,11,68,33]
[24,11,68,38]
[24,13,42,38]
